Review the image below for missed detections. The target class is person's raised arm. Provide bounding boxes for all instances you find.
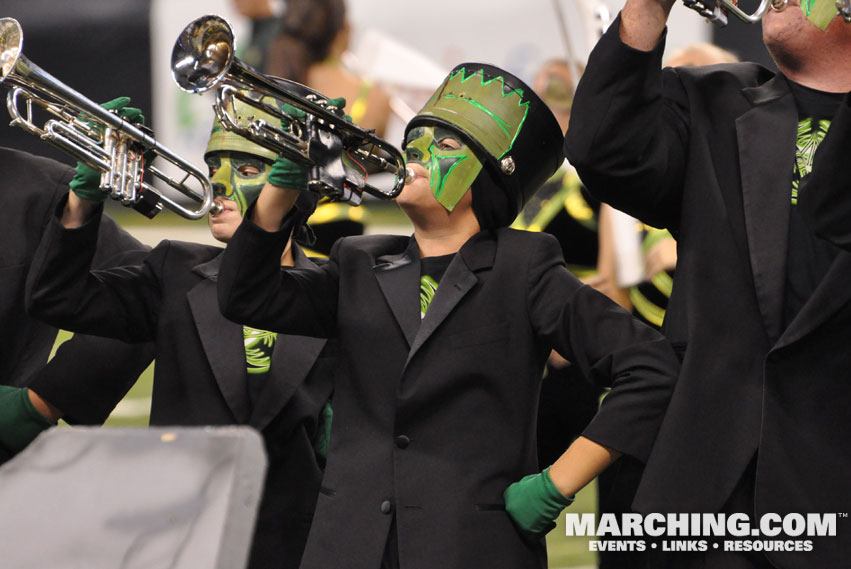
[250,98,345,231]
[620,0,677,52]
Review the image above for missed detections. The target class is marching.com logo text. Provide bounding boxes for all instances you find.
[565,513,841,553]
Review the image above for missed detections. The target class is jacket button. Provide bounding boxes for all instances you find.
[380,500,393,514]
[394,435,410,449]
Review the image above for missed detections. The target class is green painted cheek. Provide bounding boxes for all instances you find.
[233,181,263,216]
[431,146,482,212]
[211,160,239,210]
[405,126,482,212]
[405,135,433,169]
[232,164,271,216]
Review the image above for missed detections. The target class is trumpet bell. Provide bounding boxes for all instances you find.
[171,15,235,95]
[0,19,23,80]
[171,15,408,205]
[1,17,218,220]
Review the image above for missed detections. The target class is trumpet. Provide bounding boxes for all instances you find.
[682,0,790,25]
[171,15,407,206]
[839,0,851,22]
[0,18,218,220]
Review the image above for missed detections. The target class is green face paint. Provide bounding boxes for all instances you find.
[800,0,840,29]
[404,125,483,211]
[206,151,272,216]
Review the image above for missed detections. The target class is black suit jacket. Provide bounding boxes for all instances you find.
[565,18,851,568]
[217,207,679,569]
[0,147,152,429]
[26,203,334,569]
[0,147,152,398]
[798,92,851,251]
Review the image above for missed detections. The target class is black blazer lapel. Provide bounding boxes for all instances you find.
[373,238,421,348]
[405,232,496,366]
[737,75,797,344]
[250,246,328,430]
[250,334,327,430]
[188,255,251,424]
[776,252,851,349]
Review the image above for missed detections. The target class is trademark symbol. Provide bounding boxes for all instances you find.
[839,513,849,518]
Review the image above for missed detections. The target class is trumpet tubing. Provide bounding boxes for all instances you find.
[682,0,773,25]
[0,17,218,220]
[172,15,407,205]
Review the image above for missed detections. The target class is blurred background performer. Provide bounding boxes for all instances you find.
[264,0,392,138]
[565,0,851,567]
[23,94,336,569]
[512,59,603,473]
[0,144,153,464]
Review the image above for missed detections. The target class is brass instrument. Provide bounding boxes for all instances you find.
[683,0,799,25]
[171,15,406,206]
[0,18,218,219]
[839,0,851,22]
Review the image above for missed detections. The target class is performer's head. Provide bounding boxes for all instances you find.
[762,0,851,77]
[205,91,316,244]
[399,63,563,230]
[533,59,583,133]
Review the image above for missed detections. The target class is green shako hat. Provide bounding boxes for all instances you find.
[204,92,279,162]
[405,63,563,226]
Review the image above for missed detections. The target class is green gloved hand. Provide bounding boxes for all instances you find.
[69,96,146,202]
[267,98,348,191]
[0,386,54,454]
[504,466,576,537]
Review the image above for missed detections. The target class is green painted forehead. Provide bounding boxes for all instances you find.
[412,67,530,160]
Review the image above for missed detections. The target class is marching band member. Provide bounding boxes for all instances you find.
[0,136,152,463]
[565,0,851,566]
[216,63,680,569]
[24,95,335,569]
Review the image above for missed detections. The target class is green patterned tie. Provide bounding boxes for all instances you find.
[244,326,277,374]
[419,275,439,319]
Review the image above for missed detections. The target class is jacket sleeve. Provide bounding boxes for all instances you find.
[527,233,679,463]
[26,196,164,343]
[92,213,152,270]
[27,335,155,425]
[564,14,691,231]
[797,91,851,251]
[218,203,339,338]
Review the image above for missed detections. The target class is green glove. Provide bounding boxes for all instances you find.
[267,98,348,191]
[0,386,54,454]
[504,466,576,537]
[69,96,146,202]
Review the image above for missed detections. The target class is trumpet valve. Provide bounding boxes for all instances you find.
[405,166,415,185]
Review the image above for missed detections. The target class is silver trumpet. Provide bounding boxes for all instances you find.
[839,0,851,23]
[171,15,407,205]
[683,0,791,25]
[0,18,218,219]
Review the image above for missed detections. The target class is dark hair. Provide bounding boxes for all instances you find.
[265,0,346,83]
